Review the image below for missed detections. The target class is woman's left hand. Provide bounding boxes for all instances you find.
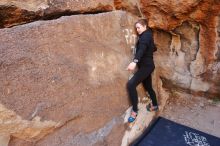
[126,62,137,71]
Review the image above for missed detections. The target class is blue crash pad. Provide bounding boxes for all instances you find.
[131,117,220,146]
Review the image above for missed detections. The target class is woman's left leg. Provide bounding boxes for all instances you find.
[142,74,158,107]
[127,67,154,112]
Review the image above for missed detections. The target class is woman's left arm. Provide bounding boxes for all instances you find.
[127,35,150,71]
[133,35,150,63]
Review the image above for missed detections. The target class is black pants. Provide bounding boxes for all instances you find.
[127,65,158,112]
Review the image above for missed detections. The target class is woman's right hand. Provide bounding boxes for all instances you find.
[126,62,137,71]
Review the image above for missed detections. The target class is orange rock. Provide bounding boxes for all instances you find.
[0,0,115,28]
[0,11,138,146]
[140,0,220,30]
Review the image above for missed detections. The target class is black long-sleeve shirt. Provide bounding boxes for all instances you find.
[134,29,155,67]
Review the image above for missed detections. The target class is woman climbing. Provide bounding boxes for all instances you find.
[126,19,158,123]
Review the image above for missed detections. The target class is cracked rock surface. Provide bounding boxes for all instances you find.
[0,0,219,146]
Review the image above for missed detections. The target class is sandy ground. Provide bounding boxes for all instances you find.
[161,92,220,138]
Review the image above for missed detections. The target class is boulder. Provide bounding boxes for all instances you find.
[0,11,138,146]
[141,0,220,98]
[0,0,114,28]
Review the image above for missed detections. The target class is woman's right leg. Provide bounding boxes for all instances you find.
[127,75,139,112]
[127,68,153,112]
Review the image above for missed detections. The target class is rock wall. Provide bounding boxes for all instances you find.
[0,0,220,146]
[141,0,220,97]
[0,6,139,146]
[0,0,116,28]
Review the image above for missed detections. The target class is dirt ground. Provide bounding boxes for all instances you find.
[161,91,220,138]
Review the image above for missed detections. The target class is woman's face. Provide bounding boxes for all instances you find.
[135,23,147,35]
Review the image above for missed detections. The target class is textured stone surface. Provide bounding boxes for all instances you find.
[141,0,220,98]
[47,0,114,12]
[153,22,220,97]
[0,0,220,145]
[140,0,219,30]
[0,104,59,144]
[0,0,114,28]
[162,92,220,138]
[0,135,10,146]
[114,0,142,17]
[0,11,137,145]
[0,0,144,28]
[141,0,220,66]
